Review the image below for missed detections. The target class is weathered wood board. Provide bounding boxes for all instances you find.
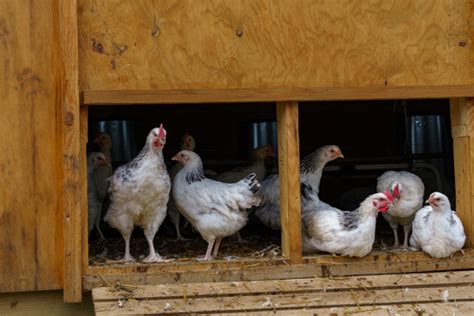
[83,250,474,290]
[78,0,474,91]
[92,270,474,315]
[451,98,474,247]
[0,0,64,292]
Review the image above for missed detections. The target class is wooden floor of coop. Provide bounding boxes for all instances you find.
[92,270,474,315]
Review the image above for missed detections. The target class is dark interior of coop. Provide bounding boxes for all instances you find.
[87,99,454,264]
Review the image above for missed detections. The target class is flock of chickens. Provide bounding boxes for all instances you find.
[87,125,466,263]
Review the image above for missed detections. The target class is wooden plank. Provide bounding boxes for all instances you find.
[80,106,89,274]
[93,285,474,315]
[92,270,474,301]
[83,250,474,290]
[78,1,474,91]
[0,0,63,292]
[196,302,474,316]
[82,86,474,105]
[451,98,474,247]
[0,291,94,316]
[276,101,302,263]
[83,264,322,291]
[60,0,82,303]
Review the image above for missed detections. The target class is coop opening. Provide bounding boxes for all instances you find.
[85,99,455,267]
[298,99,455,258]
[86,103,282,266]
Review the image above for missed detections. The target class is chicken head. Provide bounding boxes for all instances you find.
[324,145,344,161]
[426,192,450,209]
[181,132,196,151]
[149,124,167,149]
[372,191,394,213]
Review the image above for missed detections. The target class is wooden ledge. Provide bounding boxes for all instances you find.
[91,270,474,315]
[84,250,474,290]
[82,86,474,105]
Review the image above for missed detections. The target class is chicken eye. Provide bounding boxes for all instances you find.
[436,198,441,201]
[180,153,185,157]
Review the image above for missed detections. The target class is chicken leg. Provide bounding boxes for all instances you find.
[143,224,165,263]
[212,237,223,258]
[198,240,215,261]
[120,234,135,262]
[168,200,190,241]
[390,224,400,248]
[94,222,105,240]
[402,224,411,249]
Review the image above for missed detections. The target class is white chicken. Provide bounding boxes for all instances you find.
[410,192,465,258]
[300,183,394,257]
[87,152,108,239]
[171,150,261,260]
[255,145,344,230]
[104,125,171,262]
[214,145,274,183]
[92,132,114,203]
[376,171,425,248]
[166,133,196,241]
[213,144,274,242]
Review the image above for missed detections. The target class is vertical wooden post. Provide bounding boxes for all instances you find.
[60,0,82,302]
[276,101,302,264]
[80,106,89,275]
[450,98,474,248]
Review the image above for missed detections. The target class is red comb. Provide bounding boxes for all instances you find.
[393,184,400,197]
[383,190,394,202]
[158,124,165,138]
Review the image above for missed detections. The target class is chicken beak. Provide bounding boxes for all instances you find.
[334,151,344,159]
[425,198,430,205]
[171,154,179,162]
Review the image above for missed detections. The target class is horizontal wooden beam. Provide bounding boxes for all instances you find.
[83,250,474,290]
[83,85,474,105]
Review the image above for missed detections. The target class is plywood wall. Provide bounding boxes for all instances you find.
[0,1,64,292]
[78,0,474,91]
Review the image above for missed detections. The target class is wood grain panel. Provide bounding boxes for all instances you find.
[60,0,82,303]
[78,0,474,91]
[91,271,474,315]
[82,86,474,105]
[0,0,63,292]
[451,98,474,247]
[276,102,302,263]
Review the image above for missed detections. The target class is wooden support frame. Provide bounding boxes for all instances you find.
[76,94,474,297]
[451,98,474,248]
[83,86,474,105]
[60,0,82,303]
[83,250,474,290]
[276,101,302,263]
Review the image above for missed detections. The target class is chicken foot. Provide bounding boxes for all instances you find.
[197,240,215,261]
[142,231,166,263]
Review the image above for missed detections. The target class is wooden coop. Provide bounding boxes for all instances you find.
[2,0,474,314]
